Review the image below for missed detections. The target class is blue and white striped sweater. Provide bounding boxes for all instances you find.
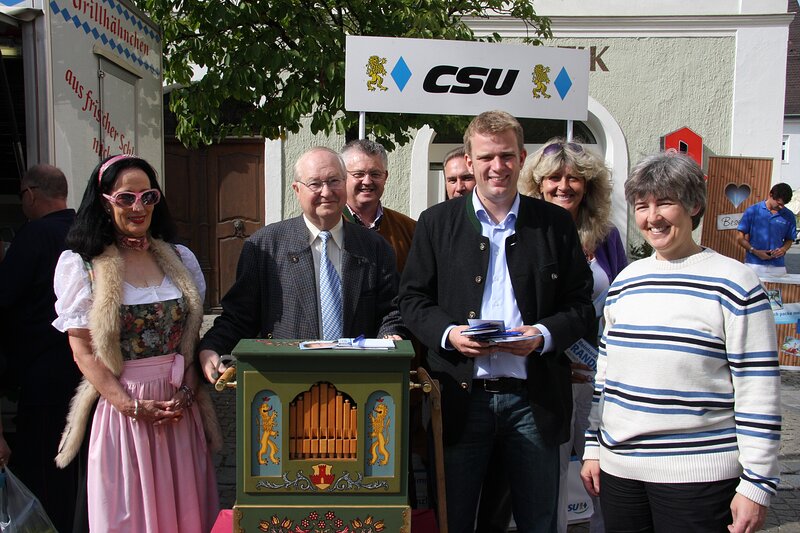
[584,248,781,506]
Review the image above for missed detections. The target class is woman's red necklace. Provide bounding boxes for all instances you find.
[116,234,150,251]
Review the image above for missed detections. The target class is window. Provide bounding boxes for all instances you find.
[782,135,789,163]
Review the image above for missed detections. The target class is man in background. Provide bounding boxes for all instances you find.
[0,164,80,532]
[737,182,796,276]
[341,139,435,509]
[342,139,417,272]
[443,146,476,200]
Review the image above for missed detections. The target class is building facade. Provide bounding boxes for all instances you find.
[274,0,792,251]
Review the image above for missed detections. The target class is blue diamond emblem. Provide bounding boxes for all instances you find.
[391,57,412,92]
[554,67,572,100]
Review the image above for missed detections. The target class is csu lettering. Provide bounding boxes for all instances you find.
[422,66,519,96]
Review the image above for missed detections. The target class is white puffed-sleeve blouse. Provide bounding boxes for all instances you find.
[52,244,206,332]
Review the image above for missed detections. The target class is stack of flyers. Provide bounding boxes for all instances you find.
[299,337,395,350]
[461,319,541,344]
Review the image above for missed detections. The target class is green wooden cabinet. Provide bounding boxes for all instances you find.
[230,339,414,532]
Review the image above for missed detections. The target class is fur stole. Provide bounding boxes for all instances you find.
[56,239,222,468]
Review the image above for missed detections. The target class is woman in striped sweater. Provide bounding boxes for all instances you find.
[580,151,781,533]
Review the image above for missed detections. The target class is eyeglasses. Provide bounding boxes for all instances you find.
[542,141,584,157]
[18,186,38,199]
[348,170,388,181]
[297,178,345,193]
[103,188,161,207]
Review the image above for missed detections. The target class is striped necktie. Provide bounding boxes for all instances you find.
[319,230,343,340]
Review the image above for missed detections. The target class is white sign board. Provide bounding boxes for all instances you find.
[716,213,743,231]
[345,36,589,120]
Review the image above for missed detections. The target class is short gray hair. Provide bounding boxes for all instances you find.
[625,151,707,230]
[341,139,388,167]
[443,146,466,168]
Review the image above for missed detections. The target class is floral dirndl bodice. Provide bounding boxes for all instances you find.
[120,297,187,360]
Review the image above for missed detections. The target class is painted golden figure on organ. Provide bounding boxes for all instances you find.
[257,399,280,465]
[369,401,391,466]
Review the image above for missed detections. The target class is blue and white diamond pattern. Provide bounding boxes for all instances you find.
[49,0,160,78]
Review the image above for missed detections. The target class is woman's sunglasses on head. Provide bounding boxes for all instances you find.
[542,141,584,156]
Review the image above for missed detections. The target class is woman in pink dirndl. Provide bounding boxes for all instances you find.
[53,155,222,532]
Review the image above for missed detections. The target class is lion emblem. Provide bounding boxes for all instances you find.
[531,64,551,99]
[368,403,391,466]
[257,401,280,465]
[366,55,388,92]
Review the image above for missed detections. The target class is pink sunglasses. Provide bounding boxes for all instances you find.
[103,189,161,208]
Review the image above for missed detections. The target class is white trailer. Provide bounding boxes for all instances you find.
[0,0,162,211]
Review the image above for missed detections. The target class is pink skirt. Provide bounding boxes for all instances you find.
[87,354,219,533]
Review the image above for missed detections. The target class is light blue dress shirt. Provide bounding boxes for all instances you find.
[441,192,553,379]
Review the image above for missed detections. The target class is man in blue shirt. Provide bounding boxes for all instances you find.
[400,111,594,532]
[737,183,796,276]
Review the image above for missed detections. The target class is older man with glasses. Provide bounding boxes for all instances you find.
[199,147,406,382]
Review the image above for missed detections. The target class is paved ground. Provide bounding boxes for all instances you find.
[753,247,800,532]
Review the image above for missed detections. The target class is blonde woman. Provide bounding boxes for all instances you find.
[522,138,627,532]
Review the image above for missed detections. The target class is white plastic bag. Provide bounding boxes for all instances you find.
[0,467,57,533]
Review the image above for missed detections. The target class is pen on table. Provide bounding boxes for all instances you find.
[353,334,365,345]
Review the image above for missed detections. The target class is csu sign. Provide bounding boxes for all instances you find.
[345,36,589,120]
[422,66,519,95]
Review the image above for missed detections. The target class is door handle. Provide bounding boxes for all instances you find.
[233,219,245,238]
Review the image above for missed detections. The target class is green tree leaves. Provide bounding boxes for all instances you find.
[141,0,551,148]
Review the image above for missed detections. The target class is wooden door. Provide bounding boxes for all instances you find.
[208,142,264,310]
[164,139,264,310]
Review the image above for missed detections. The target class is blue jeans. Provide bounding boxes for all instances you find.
[444,387,559,533]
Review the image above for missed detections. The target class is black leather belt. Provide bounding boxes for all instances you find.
[473,377,526,393]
